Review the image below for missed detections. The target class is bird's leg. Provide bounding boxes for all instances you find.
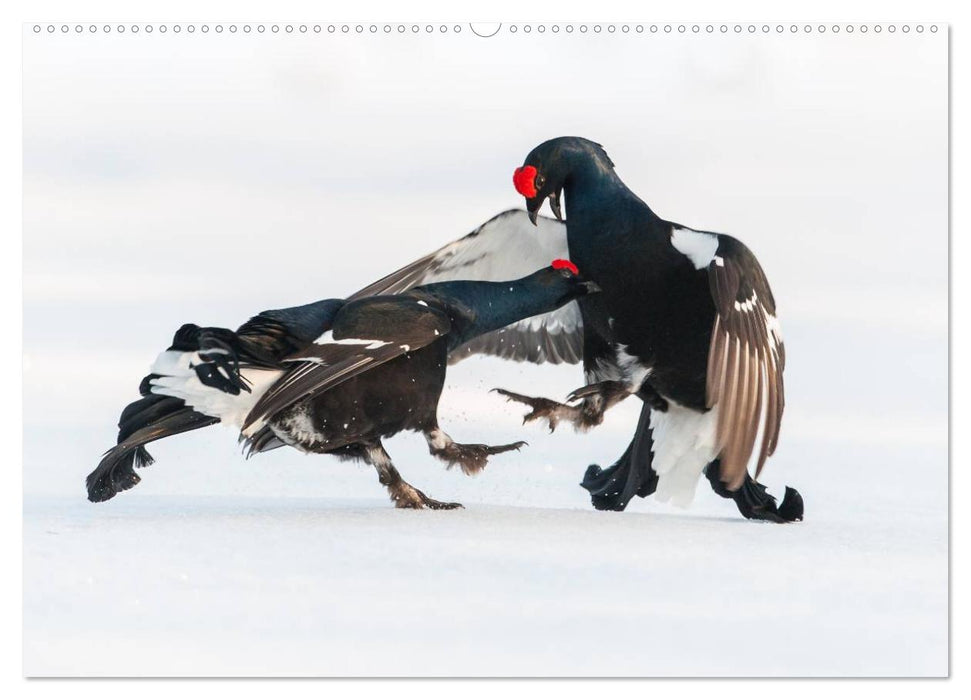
[424,427,526,476]
[634,383,670,412]
[704,460,804,523]
[364,442,463,510]
[493,380,630,433]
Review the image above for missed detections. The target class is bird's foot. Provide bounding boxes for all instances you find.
[493,388,604,432]
[431,440,527,475]
[388,481,463,510]
[493,388,573,432]
[567,380,634,413]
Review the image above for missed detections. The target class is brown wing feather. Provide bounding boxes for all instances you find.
[706,240,786,490]
[242,298,451,434]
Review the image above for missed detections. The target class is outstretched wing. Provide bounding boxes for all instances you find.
[705,236,786,490]
[242,297,451,434]
[349,209,582,365]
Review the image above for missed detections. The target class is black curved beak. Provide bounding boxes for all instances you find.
[526,198,542,226]
[581,280,602,294]
[526,189,564,225]
[548,191,563,221]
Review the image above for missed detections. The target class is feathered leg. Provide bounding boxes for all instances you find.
[363,442,463,510]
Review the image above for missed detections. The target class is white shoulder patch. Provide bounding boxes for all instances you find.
[314,330,389,349]
[670,226,719,270]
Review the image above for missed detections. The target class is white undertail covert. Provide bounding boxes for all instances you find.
[650,397,720,507]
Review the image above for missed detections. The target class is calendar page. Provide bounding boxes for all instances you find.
[22,21,948,677]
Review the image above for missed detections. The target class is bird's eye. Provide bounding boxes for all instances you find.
[559,268,573,278]
[535,173,545,190]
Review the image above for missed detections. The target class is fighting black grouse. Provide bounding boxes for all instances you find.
[356,139,803,522]
[87,260,599,509]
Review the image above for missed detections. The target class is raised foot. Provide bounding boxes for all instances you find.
[389,481,464,510]
[432,440,527,475]
[568,379,639,414]
[493,388,571,432]
[493,388,597,432]
[566,379,626,403]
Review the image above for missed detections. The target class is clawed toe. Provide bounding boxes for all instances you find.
[421,498,465,510]
[493,388,558,413]
[485,440,528,454]
[566,386,598,403]
[432,439,528,475]
[492,388,528,401]
[390,482,464,510]
[493,388,567,432]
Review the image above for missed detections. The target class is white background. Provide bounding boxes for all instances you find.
[6,0,961,693]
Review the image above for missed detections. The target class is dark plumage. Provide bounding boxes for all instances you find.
[86,299,344,502]
[356,141,802,521]
[87,262,598,508]
[505,136,802,521]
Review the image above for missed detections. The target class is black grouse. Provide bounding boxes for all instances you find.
[87,260,599,509]
[355,140,803,522]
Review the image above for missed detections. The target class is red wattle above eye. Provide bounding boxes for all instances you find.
[551,259,580,275]
[513,165,538,198]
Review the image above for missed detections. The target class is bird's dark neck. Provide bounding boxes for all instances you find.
[412,280,566,350]
[563,160,660,230]
[560,158,674,299]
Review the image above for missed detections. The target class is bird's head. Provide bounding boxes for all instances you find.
[527,258,602,303]
[513,136,615,225]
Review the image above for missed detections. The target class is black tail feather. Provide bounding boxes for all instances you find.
[704,461,804,523]
[118,394,186,442]
[134,445,155,468]
[88,305,335,503]
[88,400,218,503]
[580,402,658,511]
[241,425,286,459]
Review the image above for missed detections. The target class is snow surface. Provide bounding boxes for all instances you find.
[23,356,948,677]
[23,486,947,677]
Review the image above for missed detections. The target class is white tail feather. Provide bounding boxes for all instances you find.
[148,351,282,433]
